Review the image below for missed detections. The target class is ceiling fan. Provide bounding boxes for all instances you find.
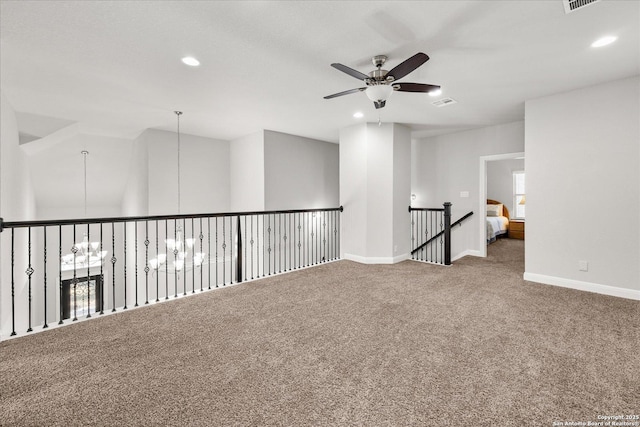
[324,52,440,109]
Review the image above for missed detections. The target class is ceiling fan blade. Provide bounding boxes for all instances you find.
[331,63,370,81]
[387,52,429,81]
[324,87,366,99]
[393,83,441,93]
[374,100,386,109]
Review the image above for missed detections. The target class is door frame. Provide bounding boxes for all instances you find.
[478,152,525,257]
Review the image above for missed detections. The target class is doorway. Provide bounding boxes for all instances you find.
[478,152,525,258]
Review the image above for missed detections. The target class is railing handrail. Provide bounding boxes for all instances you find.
[408,207,445,212]
[410,210,474,255]
[0,206,344,231]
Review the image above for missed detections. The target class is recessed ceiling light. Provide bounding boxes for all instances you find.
[428,89,442,97]
[353,112,364,118]
[181,56,200,66]
[591,36,617,48]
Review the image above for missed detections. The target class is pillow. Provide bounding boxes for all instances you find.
[487,204,503,217]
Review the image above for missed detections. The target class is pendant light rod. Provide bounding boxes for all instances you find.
[81,150,89,217]
[175,111,182,215]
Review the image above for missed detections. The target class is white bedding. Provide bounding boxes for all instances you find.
[486,216,509,242]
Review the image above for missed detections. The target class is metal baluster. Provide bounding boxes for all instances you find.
[165,220,169,299]
[174,219,178,298]
[304,213,308,267]
[86,223,91,318]
[229,216,233,284]
[72,225,78,321]
[191,218,195,294]
[222,216,226,285]
[278,214,282,273]
[100,223,104,314]
[155,221,159,302]
[215,217,219,287]
[43,226,48,328]
[410,211,414,260]
[135,221,139,307]
[297,213,301,269]
[323,212,327,262]
[123,223,128,309]
[430,212,434,262]
[111,223,116,312]
[338,208,341,259]
[244,215,247,280]
[144,220,149,304]
[417,211,424,261]
[267,215,271,275]
[59,226,64,324]
[207,217,212,290]
[289,213,292,269]
[278,214,287,273]
[199,218,204,292]
[26,227,34,332]
[439,211,443,264]
[11,229,16,336]
[183,218,187,295]
[250,215,254,279]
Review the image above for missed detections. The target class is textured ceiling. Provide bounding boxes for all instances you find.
[1,0,639,212]
[1,0,638,145]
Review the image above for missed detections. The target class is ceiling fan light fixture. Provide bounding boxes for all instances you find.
[365,85,393,102]
[428,89,442,97]
[353,111,364,118]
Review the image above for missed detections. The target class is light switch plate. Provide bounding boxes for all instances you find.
[460,191,469,198]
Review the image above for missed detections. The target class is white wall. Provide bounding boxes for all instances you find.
[412,121,525,259]
[487,158,525,217]
[147,129,230,215]
[365,124,394,258]
[121,131,149,217]
[230,131,264,212]
[340,123,411,262]
[339,124,368,258]
[392,124,412,258]
[525,76,639,297]
[263,130,339,211]
[1,92,37,338]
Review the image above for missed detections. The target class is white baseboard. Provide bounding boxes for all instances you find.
[523,272,640,301]
[344,253,410,265]
[452,250,483,261]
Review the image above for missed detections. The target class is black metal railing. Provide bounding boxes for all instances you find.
[0,206,343,338]
[409,203,473,265]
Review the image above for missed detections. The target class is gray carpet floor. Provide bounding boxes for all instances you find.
[1,239,638,426]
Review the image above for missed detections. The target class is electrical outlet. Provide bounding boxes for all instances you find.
[578,260,589,272]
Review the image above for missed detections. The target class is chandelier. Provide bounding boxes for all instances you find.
[61,150,108,270]
[149,111,207,273]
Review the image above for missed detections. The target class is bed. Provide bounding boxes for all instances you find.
[486,199,510,243]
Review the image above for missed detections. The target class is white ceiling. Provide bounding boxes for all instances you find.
[1,0,638,145]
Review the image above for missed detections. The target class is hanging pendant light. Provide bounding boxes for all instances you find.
[60,150,108,269]
[149,111,206,273]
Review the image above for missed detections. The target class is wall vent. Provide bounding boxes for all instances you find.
[563,0,600,14]
[431,97,457,107]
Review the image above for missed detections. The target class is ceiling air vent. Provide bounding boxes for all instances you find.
[563,0,600,14]
[431,97,457,107]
